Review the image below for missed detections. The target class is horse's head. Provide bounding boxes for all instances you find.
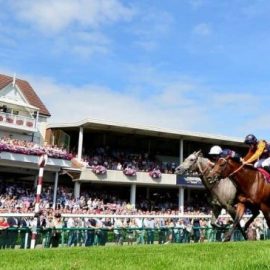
[175,150,202,175]
[207,156,233,183]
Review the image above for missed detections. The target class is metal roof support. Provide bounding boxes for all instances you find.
[74,181,81,199]
[178,187,184,214]
[52,171,59,210]
[130,183,136,206]
[179,138,184,164]
[77,126,84,160]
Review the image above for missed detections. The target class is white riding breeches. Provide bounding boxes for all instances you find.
[254,157,270,168]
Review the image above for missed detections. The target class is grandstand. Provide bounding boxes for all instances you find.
[0,73,247,213]
[0,74,71,209]
[0,73,264,249]
[46,118,247,213]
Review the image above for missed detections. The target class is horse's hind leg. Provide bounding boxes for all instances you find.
[244,207,260,232]
[260,204,270,228]
[224,202,246,242]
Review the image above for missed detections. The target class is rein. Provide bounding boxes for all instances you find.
[197,157,218,190]
[220,158,245,178]
[197,157,210,176]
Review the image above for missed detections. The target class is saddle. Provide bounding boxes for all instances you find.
[257,168,270,183]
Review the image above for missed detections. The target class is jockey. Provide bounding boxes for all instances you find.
[242,134,270,172]
[208,145,223,162]
[209,146,239,164]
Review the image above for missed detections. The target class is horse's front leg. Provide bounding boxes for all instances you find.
[225,204,247,240]
[211,203,222,227]
[223,202,246,242]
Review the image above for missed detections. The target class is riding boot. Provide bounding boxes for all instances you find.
[263,166,270,173]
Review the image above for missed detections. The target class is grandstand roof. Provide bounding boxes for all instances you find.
[47,118,244,146]
[0,74,51,116]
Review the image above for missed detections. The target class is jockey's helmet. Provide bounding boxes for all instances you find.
[244,134,257,145]
[209,145,222,155]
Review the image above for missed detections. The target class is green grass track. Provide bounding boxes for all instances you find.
[1,241,270,270]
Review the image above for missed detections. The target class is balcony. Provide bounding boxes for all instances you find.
[0,151,71,171]
[79,168,177,186]
[0,112,37,132]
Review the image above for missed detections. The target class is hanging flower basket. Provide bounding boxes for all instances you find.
[6,117,14,123]
[123,167,136,176]
[26,121,34,127]
[92,165,107,175]
[16,119,23,125]
[149,169,162,179]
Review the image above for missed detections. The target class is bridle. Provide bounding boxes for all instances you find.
[197,156,211,176]
[216,157,245,178]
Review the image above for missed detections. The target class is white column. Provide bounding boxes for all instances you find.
[74,182,81,199]
[178,187,184,214]
[52,172,59,210]
[179,139,184,164]
[77,126,84,160]
[52,133,55,146]
[130,184,136,206]
[34,110,39,129]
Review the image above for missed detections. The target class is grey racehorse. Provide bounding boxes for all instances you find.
[175,150,257,241]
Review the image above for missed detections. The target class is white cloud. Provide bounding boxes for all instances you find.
[211,92,260,112]
[132,10,173,51]
[52,31,111,58]
[193,23,212,36]
[25,75,209,132]
[241,2,270,18]
[134,40,158,52]
[1,67,268,138]
[5,0,134,59]
[188,0,207,9]
[10,0,135,33]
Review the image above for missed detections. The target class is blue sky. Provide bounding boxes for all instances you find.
[1,0,270,139]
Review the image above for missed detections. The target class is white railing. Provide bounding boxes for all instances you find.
[0,112,36,131]
[0,212,263,219]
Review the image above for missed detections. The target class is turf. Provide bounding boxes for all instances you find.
[1,241,270,270]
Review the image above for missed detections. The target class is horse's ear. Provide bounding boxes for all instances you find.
[196,150,202,157]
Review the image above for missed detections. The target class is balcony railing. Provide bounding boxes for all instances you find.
[0,112,36,132]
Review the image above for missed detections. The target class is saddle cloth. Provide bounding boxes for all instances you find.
[258,168,270,183]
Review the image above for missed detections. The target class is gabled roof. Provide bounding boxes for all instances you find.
[0,74,51,116]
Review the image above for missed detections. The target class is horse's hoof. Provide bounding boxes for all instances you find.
[223,232,232,242]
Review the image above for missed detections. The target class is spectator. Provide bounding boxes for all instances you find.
[6,216,19,248]
[0,217,9,249]
[144,217,155,244]
[50,213,63,248]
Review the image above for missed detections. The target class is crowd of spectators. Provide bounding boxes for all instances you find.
[80,146,178,174]
[0,182,268,248]
[0,137,180,172]
[0,183,210,215]
[0,136,73,160]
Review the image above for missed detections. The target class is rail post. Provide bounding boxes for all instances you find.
[30,154,48,249]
